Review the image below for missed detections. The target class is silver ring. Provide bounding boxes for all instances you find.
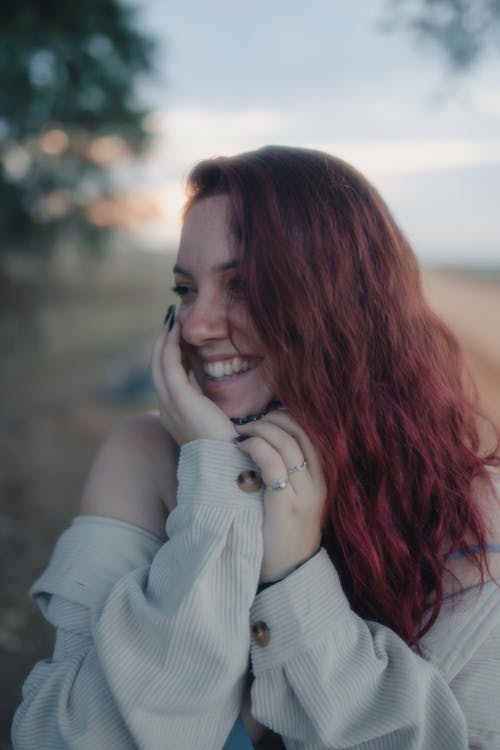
[287,460,307,474]
[269,478,288,491]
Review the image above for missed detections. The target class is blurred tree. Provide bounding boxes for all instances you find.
[382,0,500,71]
[0,0,157,264]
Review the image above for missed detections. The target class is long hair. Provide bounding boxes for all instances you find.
[184,145,498,647]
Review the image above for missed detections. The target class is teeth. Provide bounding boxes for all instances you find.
[204,357,255,379]
[214,362,225,377]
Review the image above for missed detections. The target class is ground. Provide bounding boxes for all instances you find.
[0,249,169,746]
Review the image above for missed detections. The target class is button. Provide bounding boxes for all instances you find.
[252,620,270,647]
[237,470,263,493]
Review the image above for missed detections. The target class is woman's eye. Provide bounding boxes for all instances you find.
[171,284,194,298]
[229,277,246,296]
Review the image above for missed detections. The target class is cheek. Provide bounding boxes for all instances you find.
[176,305,188,327]
[259,360,276,395]
[229,306,264,350]
[176,315,197,367]
[176,308,196,354]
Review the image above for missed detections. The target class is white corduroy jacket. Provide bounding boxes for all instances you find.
[12,440,500,749]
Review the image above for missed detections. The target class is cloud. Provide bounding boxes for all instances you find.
[144,107,286,175]
[145,106,500,177]
[136,108,500,261]
[307,138,500,179]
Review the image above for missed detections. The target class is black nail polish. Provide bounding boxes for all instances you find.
[164,305,176,331]
[230,412,264,425]
[234,435,250,443]
[168,308,175,331]
[268,400,284,410]
[163,304,175,326]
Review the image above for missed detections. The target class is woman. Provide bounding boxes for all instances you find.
[13,146,500,749]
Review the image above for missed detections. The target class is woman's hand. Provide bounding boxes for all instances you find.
[150,319,238,445]
[235,410,326,583]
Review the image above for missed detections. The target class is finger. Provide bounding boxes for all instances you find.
[259,410,321,475]
[235,437,289,489]
[151,321,188,401]
[188,369,202,393]
[236,420,306,476]
[150,329,169,400]
[161,320,190,395]
[239,410,320,477]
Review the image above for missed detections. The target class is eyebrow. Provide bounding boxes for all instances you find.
[173,260,239,277]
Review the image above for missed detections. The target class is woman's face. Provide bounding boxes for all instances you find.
[174,195,274,418]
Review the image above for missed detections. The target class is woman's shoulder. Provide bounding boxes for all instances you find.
[436,464,500,600]
[105,409,177,457]
[424,465,500,675]
[80,411,179,532]
[476,463,500,555]
[91,410,178,485]
[421,575,500,683]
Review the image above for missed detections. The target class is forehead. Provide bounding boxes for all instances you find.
[177,195,232,270]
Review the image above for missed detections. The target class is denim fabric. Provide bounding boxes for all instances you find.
[222,714,254,749]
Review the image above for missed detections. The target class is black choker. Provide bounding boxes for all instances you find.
[230,400,282,426]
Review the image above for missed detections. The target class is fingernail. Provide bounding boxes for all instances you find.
[230,413,263,425]
[271,400,285,410]
[234,435,250,443]
[163,304,175,327]
[168,308,175,331]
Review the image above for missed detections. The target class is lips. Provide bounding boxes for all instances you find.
[192,350,273,415]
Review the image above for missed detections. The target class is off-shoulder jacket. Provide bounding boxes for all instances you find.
[12,440,500,749]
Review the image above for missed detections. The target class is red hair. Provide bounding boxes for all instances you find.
[185,146,498,647]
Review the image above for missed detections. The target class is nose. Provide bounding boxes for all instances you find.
[179,292,229,346]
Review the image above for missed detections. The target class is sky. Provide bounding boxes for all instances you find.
[128,0,500,267]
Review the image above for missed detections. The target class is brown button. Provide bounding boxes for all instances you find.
[237,470,263,493]
[252,620,271,647]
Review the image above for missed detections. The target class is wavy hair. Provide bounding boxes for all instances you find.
[185,145,498,647]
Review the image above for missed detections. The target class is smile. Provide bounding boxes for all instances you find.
[203,357,258,380]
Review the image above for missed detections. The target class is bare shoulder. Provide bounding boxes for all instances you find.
[477,464,500,535]
[80,411,178,536]
[111,409,177,461]
[96,410,178,485]
[444,464,500,592]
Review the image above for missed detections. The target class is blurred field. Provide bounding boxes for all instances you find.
[0,248,173,745]
[0,256,499,746]
[421,268,500,437]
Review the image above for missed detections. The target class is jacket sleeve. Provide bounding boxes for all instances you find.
[249,549,480,750]
[12,440,264,750]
